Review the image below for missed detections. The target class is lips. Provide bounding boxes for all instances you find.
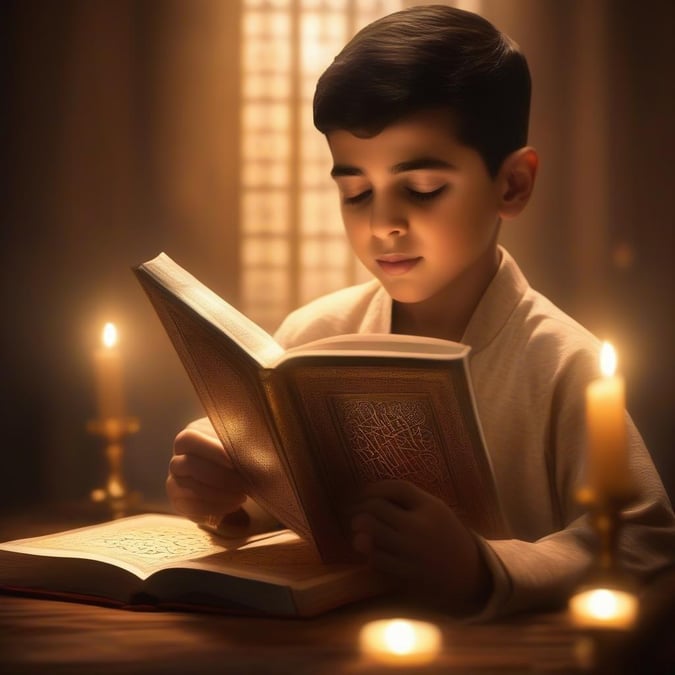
[375,254,422,276]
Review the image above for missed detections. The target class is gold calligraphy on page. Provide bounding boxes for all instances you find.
[9,516,225,575]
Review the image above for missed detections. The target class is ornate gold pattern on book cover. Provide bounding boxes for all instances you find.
[285,362,504,538]
[334,398,457,506]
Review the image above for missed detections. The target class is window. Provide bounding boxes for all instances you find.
[241,0,481,331]
[241,0,402,332]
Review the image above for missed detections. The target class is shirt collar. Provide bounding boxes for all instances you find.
[357,246,530,350]
[461,246,530,353]
[358,280,393,334]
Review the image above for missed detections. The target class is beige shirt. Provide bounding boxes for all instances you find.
[275,247,675,616]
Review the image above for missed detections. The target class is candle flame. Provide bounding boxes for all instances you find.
[600,341,617,377]
[102,322,118,349]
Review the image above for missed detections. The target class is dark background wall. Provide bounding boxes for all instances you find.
[2,0,673,514]
[2,0,242,511]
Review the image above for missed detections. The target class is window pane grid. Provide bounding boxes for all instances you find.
[241,0,401,331]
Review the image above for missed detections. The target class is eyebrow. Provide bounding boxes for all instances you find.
[331,157,457,178]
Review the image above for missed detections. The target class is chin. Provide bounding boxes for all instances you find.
[381,281,435,305]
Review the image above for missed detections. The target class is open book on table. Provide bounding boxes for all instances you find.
[134,253,506,562]
[0,514,382,617]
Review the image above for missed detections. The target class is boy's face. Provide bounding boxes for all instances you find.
[327,110,503,306]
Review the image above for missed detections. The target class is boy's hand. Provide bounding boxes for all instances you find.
[350,479,492,614]
[166,418,248,527]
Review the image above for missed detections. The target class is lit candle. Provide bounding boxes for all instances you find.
[94,322,125,421]
[359,618,442,666]
[585,342,633,499]
[569,587,638,630]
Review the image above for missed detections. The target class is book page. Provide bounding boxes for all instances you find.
[137,254,314,541]
[0,514,286,581]
[281,333,470,363]
[179,532,362,584]
[139,253,284,368]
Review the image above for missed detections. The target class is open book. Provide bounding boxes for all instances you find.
[0,514,382,617]
[135,253,506,562]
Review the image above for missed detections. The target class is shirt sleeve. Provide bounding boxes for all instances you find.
[473,347,675,619]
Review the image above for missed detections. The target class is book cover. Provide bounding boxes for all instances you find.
[135,253,506,562]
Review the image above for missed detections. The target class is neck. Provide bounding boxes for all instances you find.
[392,246,501,342]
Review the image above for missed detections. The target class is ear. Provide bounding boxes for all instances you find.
[497,147,538,219]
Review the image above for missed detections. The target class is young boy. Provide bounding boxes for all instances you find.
[166,5,674,617]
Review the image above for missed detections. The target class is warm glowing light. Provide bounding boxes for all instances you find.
[383,620,416,655]
[102,322,118,349]
[569,587,638,630]
[94,322,125,420]
[586,589,618,619]
[585,340,633,498]
[600,341,617,377]
[359,618,442,666]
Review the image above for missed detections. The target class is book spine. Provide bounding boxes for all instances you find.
[261,371,357,563]
[134,270,315,542]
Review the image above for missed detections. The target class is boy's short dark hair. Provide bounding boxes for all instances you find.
[313,4,531,177]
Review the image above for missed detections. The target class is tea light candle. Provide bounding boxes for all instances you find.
[585,342,633,499]
[94,322,125,421]
[359,618,442,666]
[569,587,638,630]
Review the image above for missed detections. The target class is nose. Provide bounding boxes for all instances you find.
[369,194,408,239]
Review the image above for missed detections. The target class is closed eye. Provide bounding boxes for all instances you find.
[343,190,372,205]
[406,185,447,201]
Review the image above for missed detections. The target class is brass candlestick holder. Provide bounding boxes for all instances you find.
[569,484,641,634]
[568,485,642,672]
[577,485,637,579]
[87,416,141,518]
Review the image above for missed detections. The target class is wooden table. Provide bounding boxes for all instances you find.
[1,594,585,674]
[0,508,670,674]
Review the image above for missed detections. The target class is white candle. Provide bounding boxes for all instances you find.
[94,322,125,421]
[569,587,638,630]
[359,618,442,666]
[585,342,633,499]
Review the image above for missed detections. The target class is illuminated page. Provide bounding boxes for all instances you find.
[0,514,288,581]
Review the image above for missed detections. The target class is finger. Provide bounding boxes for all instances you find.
[169,454,245,493]
[166,476,246,509]
[358,479,425,510]
[166,475,246,514]
[173,428,230,467]
[367,546,417,582]
[352,512,405,555]
[185,417,219,437]
[168,472,246,503]
[351,495,414,531]
[352,531,372,555]
[172,498,223,522]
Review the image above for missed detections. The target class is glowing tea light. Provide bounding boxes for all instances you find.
[94,322,125,421]
[569,587,638,630]
[585,342,633,499]
[359,618,442,666]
